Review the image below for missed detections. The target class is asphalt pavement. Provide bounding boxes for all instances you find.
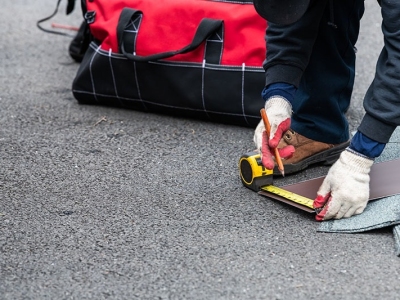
[1,0,400,299]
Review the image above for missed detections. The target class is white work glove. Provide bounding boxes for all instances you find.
[313,148,374,221]
[253,96,294,169]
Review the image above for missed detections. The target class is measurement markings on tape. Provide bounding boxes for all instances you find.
[261,185,314,209]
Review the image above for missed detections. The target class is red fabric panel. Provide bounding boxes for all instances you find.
[86,0,267,66]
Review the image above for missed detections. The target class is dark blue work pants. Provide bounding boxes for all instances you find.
[264,0,365,144]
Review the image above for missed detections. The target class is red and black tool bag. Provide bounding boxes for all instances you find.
[72,0,267,127]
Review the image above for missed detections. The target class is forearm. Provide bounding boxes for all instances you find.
[261,83,297,103]
[349,131,386,158]
[362,0,400,141]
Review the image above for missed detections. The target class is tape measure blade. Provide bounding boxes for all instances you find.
[259,185,315,213]
[258,190,315,213]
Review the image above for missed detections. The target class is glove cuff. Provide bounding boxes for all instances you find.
[341,148,374,174]
[265,96,292,114]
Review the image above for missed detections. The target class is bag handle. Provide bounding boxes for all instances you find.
[117,8,223,62]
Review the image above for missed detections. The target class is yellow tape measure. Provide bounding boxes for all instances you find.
[261,185,314,210]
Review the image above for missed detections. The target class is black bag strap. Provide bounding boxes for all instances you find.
[117,8,223,62]
[37,0,77,37]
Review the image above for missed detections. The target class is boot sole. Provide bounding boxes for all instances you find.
[273,141,350,176]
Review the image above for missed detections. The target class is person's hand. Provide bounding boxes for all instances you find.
[253,96,294,169]
[314,149,374,221]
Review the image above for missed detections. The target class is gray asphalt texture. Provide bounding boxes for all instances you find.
[1,1,400,299]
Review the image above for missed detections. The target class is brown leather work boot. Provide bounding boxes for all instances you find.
[273,129,350,175]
